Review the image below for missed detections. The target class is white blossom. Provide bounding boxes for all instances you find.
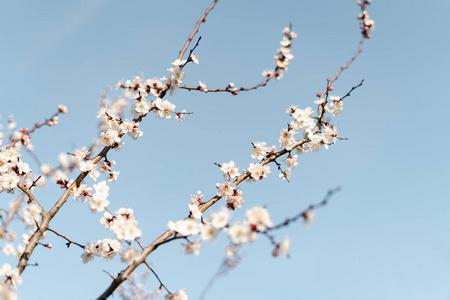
[200,224,220,241]
[155,98,176,119]
[207,207,232,229]
[109,215,142,241]
[181,240,201,256]
[216,182,236,200]
[120,246,140,265]
[168,219,201,236]
[325,97,343,116]
[229,220,253,245]
[165,289,188,300]
[189,203,202,220]
[247,163,271,180]
[220,161,240,180]
[100,129,121,147]
[279,237,291,257]
[246,206,273,232]
[0,264,22,286]
[22,202,42,225]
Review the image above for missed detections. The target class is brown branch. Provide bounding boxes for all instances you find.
[47,228,85,249]
[178,0,218,61]
[268,186,341,231]
[0,195,24,238]
[181,37,202,68]
[199,188,340,299]
[95,100,329,299]
[8,107,66,148]
[17,183,45,213]
[16,105,159,275]
[180,74,276,95]
[341,79,364,100]
[96,3,371,298]
[16,145,111,275]
[319,1,370,100]
[143,262,171,294]
[96,79,354,297]
[320,36,365,101]
[96,75,365,300]
[180,26,295,95]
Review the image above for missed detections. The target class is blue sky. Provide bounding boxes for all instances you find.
[1,0,449,299]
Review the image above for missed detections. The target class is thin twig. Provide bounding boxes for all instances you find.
[0,195,24,237]
[180,75,275,95]
[178,0,218,61]
[8,108,65,148]
[96,2,371,299]
[17,183,45,213]
[341,79,364,100]
[47,228,85,249]
[268,186,341,231]
[143,262,171,294]
[95,76,363,299]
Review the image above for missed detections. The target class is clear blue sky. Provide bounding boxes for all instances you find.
[1,0,449,299]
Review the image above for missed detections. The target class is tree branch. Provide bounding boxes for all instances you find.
[178,0,218,61]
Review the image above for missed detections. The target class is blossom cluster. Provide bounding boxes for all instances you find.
[88,181,110,213]
[0,263,22,286]
[100,208,142,242]
[79,207,142,265]
[81,238,121,263]
[216,182,244,209]
[168,205,231,243]
[0,146,31,194]
[0,263,22,300]
[165,288,188,300]
[94,57,194,155]
[216,160,272,209]
[262,26,297,80]
[169,196,291,259]
[2,242,25,260]
[358,0,375,37]
[0,0,375,296]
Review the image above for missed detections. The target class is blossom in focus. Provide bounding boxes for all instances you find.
[251,141,275,160]
[220,161,240,180]
[247,163,271,180]
[100,129,121,147]
[131,98,151,118]
[155,98,176,119]
[216,182,236,200]
[88,181,110,213]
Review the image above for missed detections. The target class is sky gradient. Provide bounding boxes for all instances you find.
[1,0,449,299]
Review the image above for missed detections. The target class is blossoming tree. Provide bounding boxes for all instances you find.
[0,1,374,299]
